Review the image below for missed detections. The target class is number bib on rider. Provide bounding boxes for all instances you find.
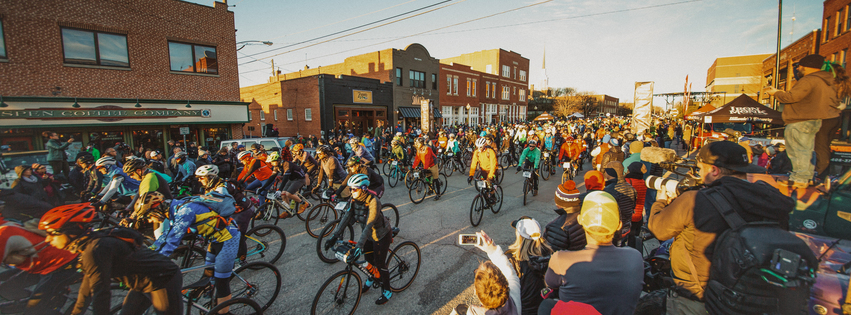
[413,172,420,178]
[563,162,570,169]
[467,148,473,152]
[266,192,277,199]
[447,153,453,157]
[544,153,549,157]
[477,181,487,188]
[392,161,398,166]
[522,171,532,178]
[335,202,348,211]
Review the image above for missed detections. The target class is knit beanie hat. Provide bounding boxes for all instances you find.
[554,180,581,211]
[584,170,604,191]
[627,161,646,175]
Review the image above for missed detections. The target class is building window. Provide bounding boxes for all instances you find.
[453,76,459,95]
[502,86,510,100]
[519,70,526,82]
[305,108,312,121]
[61,28,129,67]
[248,111,252,121]
[485,81,490,98]
[287,109,293,121]
[825,17,832,42]
[492,83,497,98]
[839,9,845,37]
[846,6,851,32]
[513,87,516,95]
[396,68,403,86]
[514,67,517,79]
[519,89,526,102]
[0,19,6,59]
[486,64,492,74]
[259,110,265,121]
[446,75,452,95]
[472,79,477,97]
[734,85,740,93]
[168,41,217,74]
[843,49,848,69]
[409,70,425,88]
[501,65,510,77]
[274,109,278,121]
[466,78,472,96]
[432,73,437,89]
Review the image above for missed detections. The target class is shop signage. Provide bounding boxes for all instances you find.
[353,90,373,104]
[412,95,429,105]
[0,107,211,121]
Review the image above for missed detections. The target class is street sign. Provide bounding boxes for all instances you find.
[179,127,190,135]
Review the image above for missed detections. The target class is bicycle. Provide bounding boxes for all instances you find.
[499,147,518,170]
[0,269,82,315]
[469,177,503,227]
[304,189,342,238]
[171,223,286,268]
[440,151,466,177]
[382,158,407,188]
[539,151,554,181]
[252,190,311,228]
[517,167,538,206]
[561,160,578,184]
[407,168,448,204]
[169,180,193,199]
[315,200,400,263]
[311,237,421,315]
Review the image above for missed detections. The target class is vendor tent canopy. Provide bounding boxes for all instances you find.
[684,104,715,120]
[696,94,783,125]
[568,112,585,118]
[533,112,555,121]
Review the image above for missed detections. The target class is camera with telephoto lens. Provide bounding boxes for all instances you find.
[645,175,701,197]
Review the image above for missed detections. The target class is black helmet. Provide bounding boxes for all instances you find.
[317,145,333,155]
[76,155,95,165]
[123,158,148,174]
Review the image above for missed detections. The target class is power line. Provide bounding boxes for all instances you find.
[264,0,419,42]
[239,0,457,60]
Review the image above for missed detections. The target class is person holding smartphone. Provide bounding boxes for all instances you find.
[44,131,74,181]
[452,230,520,315]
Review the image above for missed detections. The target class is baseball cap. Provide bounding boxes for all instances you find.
[510,216,542,241]
[578,191,620,236]
[237,145,245,149]
[697,141,765,173]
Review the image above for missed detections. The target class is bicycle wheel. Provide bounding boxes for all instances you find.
[251,201,281,229]
[496,169,505,185]
[381,203,400,228]
[305,203,339,238]
[541,163,551,181]
[470,195,484,227]
[244,224,286,264]
[206,297,262,315]
[311,270,362,315]
[404,170,415,189]
[438,173,449,195]
[387,167,399,188]
[170,244,206,269]
[316,220,355,263]
[382,161,392,176]
[408,179,427,204]
[561,171,568,184]
[500,155,511,170]
[523,180,529,206]
[386,241,422,292]
[231,261,281,311]
[491,185,503,214]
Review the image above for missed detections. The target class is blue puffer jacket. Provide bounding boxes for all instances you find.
[154,199,239,257]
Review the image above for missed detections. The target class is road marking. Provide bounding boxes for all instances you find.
[420,225,470,250]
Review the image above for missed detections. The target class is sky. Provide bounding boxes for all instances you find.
[187,0,823,103]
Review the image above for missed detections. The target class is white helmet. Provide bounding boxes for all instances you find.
[195,164,219,176]
[395,132,402,137]
[95,156,116,167]
[237,151,253,160]
[475,138,487,148]
[349,137,359,144]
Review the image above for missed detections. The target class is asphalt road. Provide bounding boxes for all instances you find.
[258,159,594,315]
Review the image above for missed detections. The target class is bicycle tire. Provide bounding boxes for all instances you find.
[408,179,427,204]
[387,166,399,188]
[251,202,281,229]
[381,203,400,228]
[441,161,453,177]
[170,244,206,269]
[470,195,484,227]
[500,155,511,170]
[231,261,281,311]
[541,162,551,181]
[496,168,505,185]
[523,180,529,206]
[206,297,263,315]
[244,224,286,264]
[316,220,354,263]
[386,241,421,292]
[491,185,503,214]
[311,270,362,315]
[382,161,391,176]
[561,171,567,184]
[305,203,339,238]
[404,170,415,189]
[438,173,448,195]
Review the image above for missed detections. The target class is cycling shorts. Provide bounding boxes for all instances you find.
[283,178,306,194]
[206,226,240,279]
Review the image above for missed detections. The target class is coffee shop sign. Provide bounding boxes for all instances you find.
[0,108,211,119]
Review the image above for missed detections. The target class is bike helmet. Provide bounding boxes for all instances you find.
[348,137,359,145]
[396,132,402,137]
[266,151,281,163]
[316,145,333,156]
[347,173,370,189]
[449,134,455,138]
[76,155,95,165]
[528,140,538,146]
[475,137,487,148]
[347,156,363,167]
[537,127,543,131]
[123,158,148,174]
[134,191,167,222]
[292,144,304,153]
[414,138,425,146]
[565,136,574,141]
[391,140,400,146]
[39,203,96,234]
[237,151,253,161]
[610,139,620,147]
[174,151,187,159]
[195,164,219,176]
[95,156,116,168]
[479,131,488,137]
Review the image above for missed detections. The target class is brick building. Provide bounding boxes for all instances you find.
[822,0,851,68]
[591,95,620,116]
[761,30,821,107]
[0,0,248,154]
[267,43,441,132]
[440,49,530,123]
[706,54,771,107]
[438,62,486,126]
[240,74,393,138]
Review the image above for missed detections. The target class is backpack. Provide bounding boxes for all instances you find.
[186,191,237,218]
[703,189,817,315]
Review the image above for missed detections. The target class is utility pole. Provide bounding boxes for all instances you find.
[773,0,783,110]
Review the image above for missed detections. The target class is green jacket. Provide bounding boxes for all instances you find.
[519,147,541,169]
[45,139,71,162]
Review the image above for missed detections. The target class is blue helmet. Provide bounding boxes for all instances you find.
[347,173,370,189]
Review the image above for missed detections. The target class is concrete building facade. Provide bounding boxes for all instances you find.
[706,54,771,107]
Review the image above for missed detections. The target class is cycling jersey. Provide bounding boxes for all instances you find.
[262,161,306,192]
[337,166,384,197]
[437,136,448,149]
[154,200,239,259]
[412,146,437,169]
[350,143,375,163]
[519,147,542,169]
[544,136,555,151]
[447,139,460,154]
[138,171,173,199]
[172,160,197,183]
[558,141,582,162]
[95,166,140,204]
[391,145,406,161]
[294,151,319,174]
[316,156,347,185]
[237,159,273,184]
[469,147,498,179]
[332,191,388,249]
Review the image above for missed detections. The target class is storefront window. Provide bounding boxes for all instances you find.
[90,131,125,155]
[132,129,164,153]
[169,127,198,147]
[41,131,83,162]
[203,127,228,149]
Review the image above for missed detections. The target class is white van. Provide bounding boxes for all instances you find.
[219,138,288,151]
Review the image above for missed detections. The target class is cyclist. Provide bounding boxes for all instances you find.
[468,138,498,185]
[349,138,375,166]
[446,134,462,167]
[338,157,385,198]
[170,151,196,185]
[125,158,173,202]
[77,155,102,201]
[195,165,254,254]
[236,151,273,194]
[263,151,310,218]
[558,135,583,168]
[41,204,182,315]
[0,222,78,315]
[292,143,319,179]
[324,174,393,305]
[390,140,408,169]
[314,145,348,193]
[517,140,542,196]
[437,131,448,150]
[90,156,140,208]
[411,138,441,201]
[149,191,240,312]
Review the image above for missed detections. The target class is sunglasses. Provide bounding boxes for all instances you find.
[46,230,63,236]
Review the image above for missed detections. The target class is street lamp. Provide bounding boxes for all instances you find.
[236,40,273,51]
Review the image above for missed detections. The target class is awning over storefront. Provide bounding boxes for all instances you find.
[398,106,442,118]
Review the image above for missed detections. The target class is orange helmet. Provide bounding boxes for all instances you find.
[39,203,96,233]
[292,144,304,152]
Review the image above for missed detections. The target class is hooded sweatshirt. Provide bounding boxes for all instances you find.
[774,70,840,124]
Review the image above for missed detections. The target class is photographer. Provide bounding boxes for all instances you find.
[647,141,792,314]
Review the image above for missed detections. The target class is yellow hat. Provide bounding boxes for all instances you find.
[578,191,620,236]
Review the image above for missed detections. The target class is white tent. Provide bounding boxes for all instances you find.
[568,112,585,118]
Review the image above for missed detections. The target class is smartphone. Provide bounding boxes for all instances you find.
[458,234,481,246]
